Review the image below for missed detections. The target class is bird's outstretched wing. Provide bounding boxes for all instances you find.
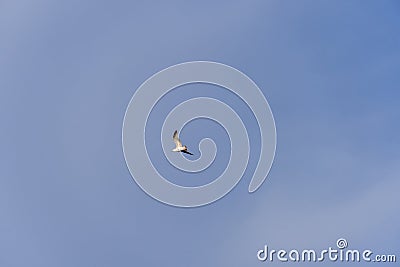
[173,130,182,147]
[181,150,193,155]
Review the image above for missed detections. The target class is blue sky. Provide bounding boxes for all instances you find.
[1,1,399,266]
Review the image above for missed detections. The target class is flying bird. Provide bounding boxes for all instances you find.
[172,130,193,155]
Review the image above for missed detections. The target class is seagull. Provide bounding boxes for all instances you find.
[172,130,193,155]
